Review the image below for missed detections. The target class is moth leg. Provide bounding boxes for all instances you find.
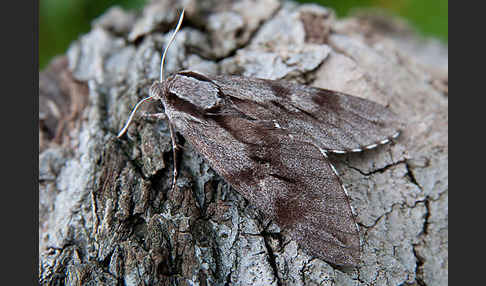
[169,122,179,191]
[142,112,180,190]
[142,112,167,122]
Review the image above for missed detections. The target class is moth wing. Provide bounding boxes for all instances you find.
[261,140,361,266]
[164,95,360,266]
[212,75,402,153]
[163,72,407,265]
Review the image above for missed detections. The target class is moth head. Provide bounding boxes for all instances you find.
[148,81,165,101]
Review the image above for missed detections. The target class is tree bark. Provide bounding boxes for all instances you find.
[39,1,448,285]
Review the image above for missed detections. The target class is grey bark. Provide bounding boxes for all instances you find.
[39,0,448,285]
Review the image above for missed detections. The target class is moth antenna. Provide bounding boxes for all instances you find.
[117,95,156,138]
[160,8,185,82]
[117,9,185,138]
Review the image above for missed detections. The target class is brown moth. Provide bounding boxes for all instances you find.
[118,9,402,266]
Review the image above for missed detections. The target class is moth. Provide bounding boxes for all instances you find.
[118,10,402,267]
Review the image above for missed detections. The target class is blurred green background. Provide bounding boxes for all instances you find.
[39,0,448,70]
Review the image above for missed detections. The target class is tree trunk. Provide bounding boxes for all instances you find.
[39,1,448,285]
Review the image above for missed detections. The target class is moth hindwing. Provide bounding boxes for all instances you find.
[149,71,402,266]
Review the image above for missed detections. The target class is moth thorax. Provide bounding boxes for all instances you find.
[167,74,222,110]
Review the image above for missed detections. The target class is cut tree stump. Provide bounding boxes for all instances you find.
[39,1,448,285]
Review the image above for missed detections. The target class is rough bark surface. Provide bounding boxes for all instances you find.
[39,1,448,285]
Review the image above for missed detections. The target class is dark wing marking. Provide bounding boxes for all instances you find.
[164,89,360,266]
[211,75,402,153]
